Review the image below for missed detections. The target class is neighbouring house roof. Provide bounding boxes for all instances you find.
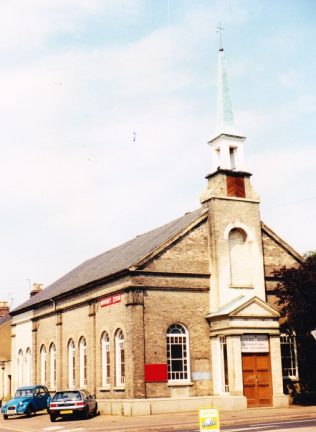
[0,313,11,327]
[11,207,207,315]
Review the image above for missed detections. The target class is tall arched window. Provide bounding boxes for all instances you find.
[280,331,299,380]
[79,337,87,387]
[17,349,24,387]
[40,345,47,385]
[166,324,190,382]
[115,329,125,387]
[49,343,57,389]
[101,332,110,387]
[68,339,76,388]
[228,228,252,286]
[25,348,32,385]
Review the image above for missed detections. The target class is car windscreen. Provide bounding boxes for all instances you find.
[15,389,34,397]
[52,391,82,401]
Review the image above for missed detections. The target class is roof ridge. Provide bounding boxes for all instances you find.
[11,207,206,314]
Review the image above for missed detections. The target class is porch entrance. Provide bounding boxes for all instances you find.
[242,353,272,407]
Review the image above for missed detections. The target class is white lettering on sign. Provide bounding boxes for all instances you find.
[241,335,269,353]
[100,294,121,308]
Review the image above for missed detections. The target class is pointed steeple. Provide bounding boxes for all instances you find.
[215,48,239,137]
[208,43,246,173]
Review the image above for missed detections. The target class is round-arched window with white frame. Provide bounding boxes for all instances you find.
[166,323,190,383]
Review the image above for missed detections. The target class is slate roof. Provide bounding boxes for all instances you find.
[0,313,11,326]
[12,207,207,315]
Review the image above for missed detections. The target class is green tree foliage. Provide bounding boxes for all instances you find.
[275,252,316,392]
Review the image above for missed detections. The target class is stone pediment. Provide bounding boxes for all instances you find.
[231,297,280,318]
[207,296,280,320]
[207,296,280,336]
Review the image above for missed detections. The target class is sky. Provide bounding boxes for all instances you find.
[0,0,315,309]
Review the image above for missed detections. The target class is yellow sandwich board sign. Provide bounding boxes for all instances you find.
[199,408,220,431]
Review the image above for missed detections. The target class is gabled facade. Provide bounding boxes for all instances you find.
[9,46,303,415]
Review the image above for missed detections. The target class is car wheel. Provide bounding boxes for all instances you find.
[3,414,8,420]
[50,413,57,422]
[25,405,32,417]
[83,406,90,420]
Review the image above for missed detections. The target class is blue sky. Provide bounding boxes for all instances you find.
[0,0,315,308]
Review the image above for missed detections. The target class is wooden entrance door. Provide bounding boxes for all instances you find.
[242,353,272,407]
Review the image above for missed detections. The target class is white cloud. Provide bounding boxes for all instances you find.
[0,0,314,309]
[278,69,299,89]
[0,0,145,53]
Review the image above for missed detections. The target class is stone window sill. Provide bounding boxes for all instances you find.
[99,386,111,392]
[167,382,193,387]
[113,386,125,391]
[229,284,254,289]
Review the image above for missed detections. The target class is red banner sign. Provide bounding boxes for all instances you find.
[100,294,121,308]
[145,364,168,382]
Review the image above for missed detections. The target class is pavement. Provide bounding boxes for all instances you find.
[93,404,316,431]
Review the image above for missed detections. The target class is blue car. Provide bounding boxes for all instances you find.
[1,385,50,419]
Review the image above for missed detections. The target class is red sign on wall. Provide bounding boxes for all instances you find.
[145,364,168,383]
[100,294,121,308]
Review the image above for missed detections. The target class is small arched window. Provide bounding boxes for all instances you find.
[49,343,57,389]
[25,348,32,385]
[228,228,252,286]
[17,349,24,387]
[115,329,125,387]
[40,345,47,385]
[68,339,76,388]
[166,324,190,382]
[101,332,110,387]
[79,337,87,387]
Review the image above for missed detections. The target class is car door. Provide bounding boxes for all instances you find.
[32,388,41,411]
[82,390,93,413]
[37,387,48,410]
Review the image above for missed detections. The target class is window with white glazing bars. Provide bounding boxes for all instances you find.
[280,333,299,380]
[166,324,190,382]
[40,345,47,386]
[220,336,229,393]
[79,337,87,387]
[101,332,110,386]
[115,329,125,386]
[68,339,76,388]
[49,343,57,389]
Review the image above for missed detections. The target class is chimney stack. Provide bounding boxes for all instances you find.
[30,283,43,297]
[0,301,9,318]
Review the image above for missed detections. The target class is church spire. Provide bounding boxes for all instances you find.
[215,47,237,136]
[208,33,246,173]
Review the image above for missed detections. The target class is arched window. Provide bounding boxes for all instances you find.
[115,329,125,387]
[68,339,76,388]
[166,324,190,382]
[280,331,299,381]
[101,332,110,387]
[17,349,24,387]
[25,348,32,385]
[79,337,87,387]
[228,228,252,286]
[40,345,47,385]
[49,343,57,389]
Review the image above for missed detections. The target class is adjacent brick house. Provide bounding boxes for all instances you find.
[9,47,302,415]
[0,302,11,401]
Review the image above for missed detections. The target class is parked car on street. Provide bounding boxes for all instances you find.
[1,385,50,419]
[48,389,98,422]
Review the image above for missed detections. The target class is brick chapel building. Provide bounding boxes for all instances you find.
[9,47,302,415]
